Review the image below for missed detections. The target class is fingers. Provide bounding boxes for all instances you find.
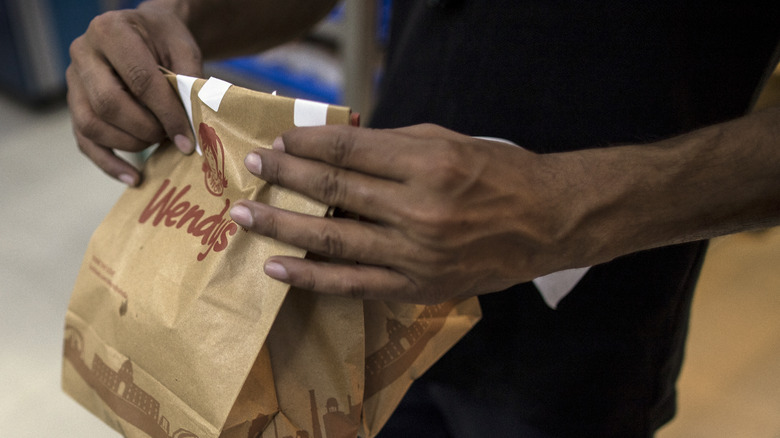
[67,66,143,185]
[69,37,165,148]
[230,200,429,302]
[67,64,153,148]
[93,13,196,151]
[67,9,199,176]
[230,201,402,266]
[262,256,421,302]
[243,148,408,224]
[136,2,204,80]
[278,125,435,181]
[233,124,529,303]
[73,128,140,186]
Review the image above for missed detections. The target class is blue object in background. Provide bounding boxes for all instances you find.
[211,1,391,104]
[214,56,344,104]
[0,0,102,104]
[0,0,391,105]
[118,0,391,104]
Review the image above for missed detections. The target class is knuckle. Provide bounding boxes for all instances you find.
[87,11,123,41]
[318,224,345,258]
[126,64,154,98]
[65,64,77,87]
[328,127,354,166]
[92,88,121,120]
[427,147,469,190]
[86,12,108,34]
[264,154,283,184]
[68,36,85,60]
[76,113,103,140]
[315,168,348,205]
[417,122,444,135]
[260,209,280,239]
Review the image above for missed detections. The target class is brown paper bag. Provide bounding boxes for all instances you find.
[62,71,481,438]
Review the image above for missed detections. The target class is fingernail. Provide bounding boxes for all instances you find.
[174,134,194,154]
[264,261,289,281]
[245,152,262,174]
[229,204,253,227]
[272,136,285,152]
[119,173,135,186]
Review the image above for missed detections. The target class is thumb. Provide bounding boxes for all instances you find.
[160,43,203,154]
[158,21,203,153]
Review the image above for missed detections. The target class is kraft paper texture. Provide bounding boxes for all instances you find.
[62,72,481,438]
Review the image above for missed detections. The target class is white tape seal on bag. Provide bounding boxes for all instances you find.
[198,77,232,113]
[294,99,329,127]
[175,75,233,155]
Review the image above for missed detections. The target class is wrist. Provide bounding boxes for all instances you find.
[532,150,633,269]
[554,140,716,265]
[535,141,704,270]
[560,106,780,265]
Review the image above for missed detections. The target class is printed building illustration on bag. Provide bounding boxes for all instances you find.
[363,301,457,398]
[63,326,200,438]
[250,388,361,438]
[64,300,460,438]
[254,301,460,438]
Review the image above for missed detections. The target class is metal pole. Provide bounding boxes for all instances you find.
[342,0,378,118]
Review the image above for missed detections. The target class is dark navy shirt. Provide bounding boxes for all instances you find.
[370,1,779,435]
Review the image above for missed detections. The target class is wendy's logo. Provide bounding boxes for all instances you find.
[198,122,228,197]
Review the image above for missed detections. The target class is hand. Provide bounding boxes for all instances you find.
[229,124,597,304]
[67,1,202,186]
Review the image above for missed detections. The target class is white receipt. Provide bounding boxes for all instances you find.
[532,267,590,309]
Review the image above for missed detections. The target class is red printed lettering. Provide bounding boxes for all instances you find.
[139,179,238,260]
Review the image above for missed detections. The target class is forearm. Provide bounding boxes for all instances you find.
[564,105,780,265]
[140,0,339,59]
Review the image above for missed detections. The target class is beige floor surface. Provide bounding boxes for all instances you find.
[658,230,780,437]
[0,94,778,437]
